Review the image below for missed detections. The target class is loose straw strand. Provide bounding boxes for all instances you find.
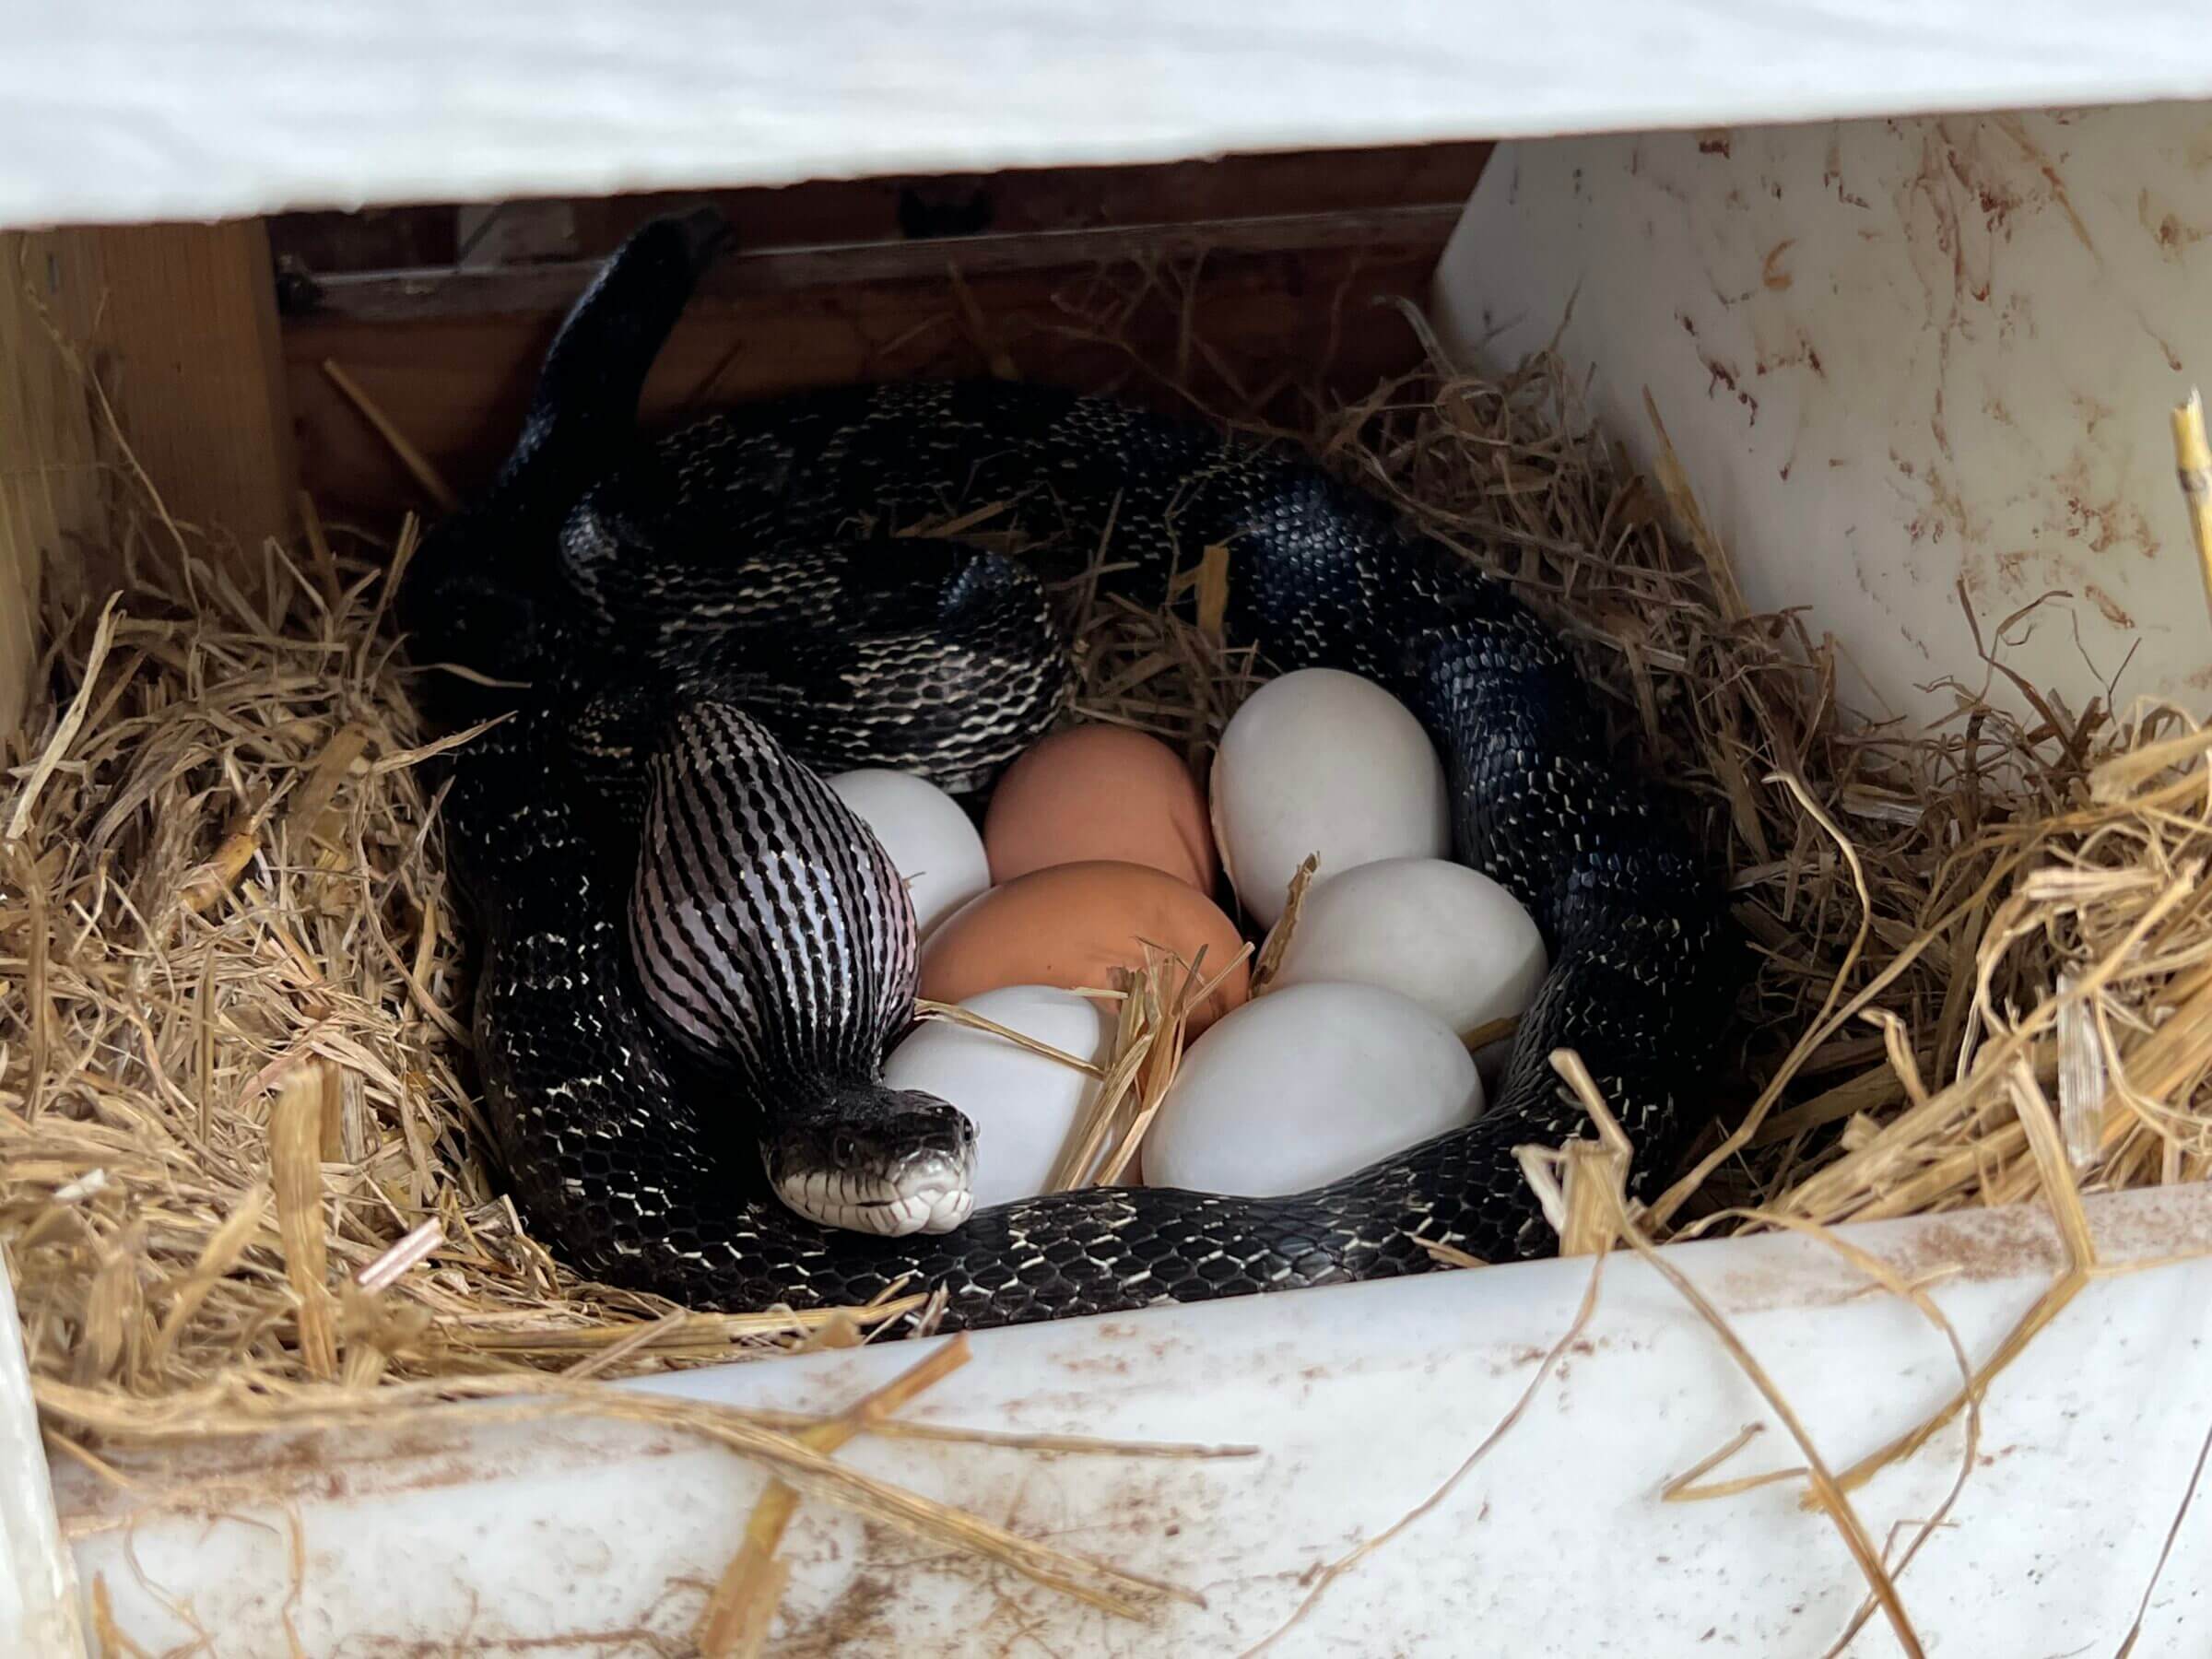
[2170,388,2212,627]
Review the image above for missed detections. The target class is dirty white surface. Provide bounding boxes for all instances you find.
[1436,101,2212,727]
[9,5,2212,229]
[0,1264,81,1656]
[53,1186,2212,1656]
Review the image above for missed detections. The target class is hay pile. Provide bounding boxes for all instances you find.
[2,520,924,1394]
[6,276,2212,1649]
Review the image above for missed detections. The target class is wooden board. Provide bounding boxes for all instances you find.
[63,221,298,553]
[3,220,300,735]
[0,233,100,737]
[266,143,1497,276]
[288,205,1464,520]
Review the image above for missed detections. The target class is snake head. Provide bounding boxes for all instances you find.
[762,1087,978,1238]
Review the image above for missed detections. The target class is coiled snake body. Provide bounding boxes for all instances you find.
[403,212,1737,1332]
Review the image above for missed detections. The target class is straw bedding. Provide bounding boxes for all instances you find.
[6,275,2209,1647]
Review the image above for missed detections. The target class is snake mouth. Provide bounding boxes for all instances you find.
[762,1088,979,1238]
[773,1155,976,1237]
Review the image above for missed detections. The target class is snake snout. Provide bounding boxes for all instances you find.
[766,1088,978,1238]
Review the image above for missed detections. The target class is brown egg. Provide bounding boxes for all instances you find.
[983,724,1219,892]
[919,860,1250,1033]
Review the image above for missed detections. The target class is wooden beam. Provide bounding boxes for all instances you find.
[287,205,1466,519]
[0,232,100,736]
[62,220,298,556]
[265,141,1497,276]
[309,205,1465,324]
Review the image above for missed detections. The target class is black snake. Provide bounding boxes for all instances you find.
[401,209,1737,1332]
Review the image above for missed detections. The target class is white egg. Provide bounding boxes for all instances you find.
[1145,982,1482,1196]
[827,768,990,938]
[1268,858,1547,1041]
[1211,668,1449,927]
[883,985,1117,1208]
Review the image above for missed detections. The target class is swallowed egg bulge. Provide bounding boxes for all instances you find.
[983,724,1218,891]
[883,985,1117,1208]
[826,768,990,938]
[1211,667,1449,926]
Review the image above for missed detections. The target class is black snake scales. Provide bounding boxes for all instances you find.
[401,210,1737,1333]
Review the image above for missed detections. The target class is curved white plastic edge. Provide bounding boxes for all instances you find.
[0,1260,84,1657]
[41,1184,2212,1655]
[6,2,2212,229]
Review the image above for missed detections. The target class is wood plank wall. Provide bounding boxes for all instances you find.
[275,144,1492,520]
[0,233,100,736]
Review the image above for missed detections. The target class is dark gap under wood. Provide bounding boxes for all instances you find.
[286,205,1468,520]
[267,142,1494,278]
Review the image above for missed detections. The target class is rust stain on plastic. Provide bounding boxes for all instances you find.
[2080,582,2136,629]
[1990,114,2097,255]
[1700,353,1758,422]
[2053,453,2157,561]
[775,1572,900,1657]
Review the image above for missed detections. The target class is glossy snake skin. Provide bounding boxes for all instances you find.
[402,210,1738,1332]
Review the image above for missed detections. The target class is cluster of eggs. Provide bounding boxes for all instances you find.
[830,667,1547,1209]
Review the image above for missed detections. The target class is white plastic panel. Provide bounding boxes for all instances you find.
[8,5,2212,230]
[0,1264,81,1657]
[1436,102,2212,723]
[54,1187,2212,1656]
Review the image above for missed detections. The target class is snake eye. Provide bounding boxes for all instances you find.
[831,1133,857,1165]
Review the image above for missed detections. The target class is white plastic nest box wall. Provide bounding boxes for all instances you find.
[54,1189,2212,1655]
[1439,100,2212,727]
